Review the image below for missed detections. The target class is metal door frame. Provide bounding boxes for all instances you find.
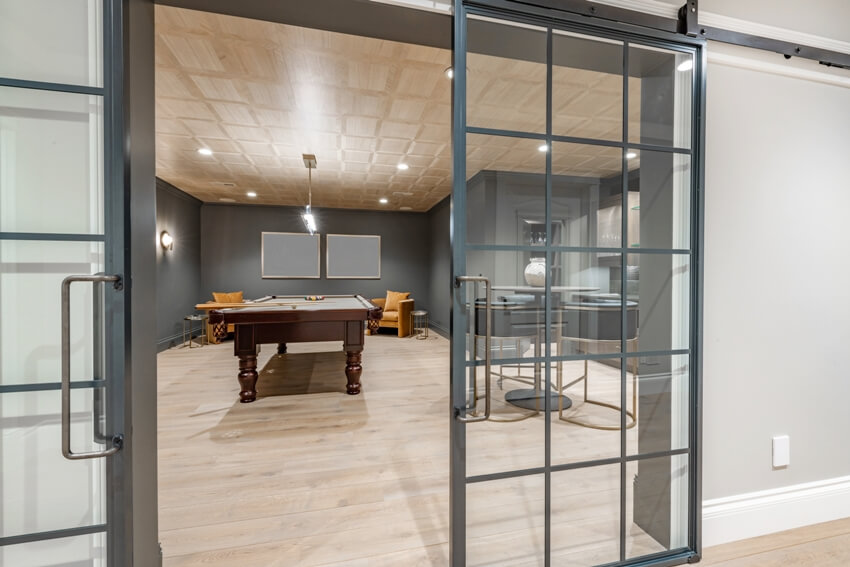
[449,1,706,565]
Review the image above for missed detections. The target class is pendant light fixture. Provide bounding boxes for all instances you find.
[302,153,318,234]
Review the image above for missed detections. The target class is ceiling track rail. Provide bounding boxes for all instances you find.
[699,25,850,70]
[507,0,850,69]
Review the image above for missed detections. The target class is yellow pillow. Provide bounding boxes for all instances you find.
[384,290,409,312]
[212,291,243,303]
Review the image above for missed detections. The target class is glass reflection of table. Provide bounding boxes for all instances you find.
[491,286,598,412]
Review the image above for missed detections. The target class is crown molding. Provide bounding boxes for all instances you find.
[708,48,850,89]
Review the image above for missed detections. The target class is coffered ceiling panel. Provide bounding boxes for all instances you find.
[155,6,641,211]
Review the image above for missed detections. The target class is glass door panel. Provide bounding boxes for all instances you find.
[452,2,701,566]
[550,464,620,566]
[467,475,545,566]
[627,149,692,251]
[0,533,106,567]
[0,0,103,87]
[628,45,693,149]
[630,354,691,456]
[0,0,124,563]
[1,390,106,537]
[626,454,690,559]
[0,240,103,385]
[551,142,623,248]
[466,18,547,134]
[628,253,691,353]
[552,32,623,141]
[466,134,545,247]
[0,87,104,235]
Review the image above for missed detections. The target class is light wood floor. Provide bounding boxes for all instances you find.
[157,333,850,566]
[699,517,850,566]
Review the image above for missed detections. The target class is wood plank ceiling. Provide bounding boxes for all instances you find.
[155,6,641,212]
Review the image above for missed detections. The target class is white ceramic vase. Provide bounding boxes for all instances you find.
[524,257,546,287]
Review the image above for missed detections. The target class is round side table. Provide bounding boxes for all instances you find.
[182,314,208,348]
[410,310,429,340]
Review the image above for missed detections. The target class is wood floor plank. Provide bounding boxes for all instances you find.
[158,333,850,566]
[700,517,850,566]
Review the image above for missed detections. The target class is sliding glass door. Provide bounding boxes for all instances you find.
[0,1,131,564]
[450,1,704,565]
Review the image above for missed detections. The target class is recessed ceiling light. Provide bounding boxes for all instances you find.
[218,197,236,203]
[400,206,412,211]
[626,151,637,159]
[197,148,213,156]
[246,191,257,198]
[538,144,549,152]
[397,163,409,171]
[379,198,389,204]
[677,59,694,72]
[445,67,454,79]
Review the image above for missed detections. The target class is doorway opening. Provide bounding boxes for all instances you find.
[150,2,702,566]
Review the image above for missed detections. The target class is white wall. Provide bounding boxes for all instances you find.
[701,41,850,544]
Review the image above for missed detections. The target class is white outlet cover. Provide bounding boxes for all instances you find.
[772,435,790,468]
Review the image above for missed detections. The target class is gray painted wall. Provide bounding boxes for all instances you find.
[200,204,431,309]
[155,179,202,350]
[704,58,850,499]
[427,196,451,335]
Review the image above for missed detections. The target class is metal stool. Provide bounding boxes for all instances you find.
[410,310,429,339]
[182,314,207,348]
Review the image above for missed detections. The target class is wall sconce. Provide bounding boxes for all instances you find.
[160,230,174,250]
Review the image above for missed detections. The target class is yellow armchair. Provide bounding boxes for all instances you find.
[369,295,414,337]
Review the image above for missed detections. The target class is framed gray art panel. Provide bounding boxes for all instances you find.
[261,232,320,278]
[326,234,381,279]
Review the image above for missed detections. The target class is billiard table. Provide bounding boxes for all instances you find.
[208,295,383,403]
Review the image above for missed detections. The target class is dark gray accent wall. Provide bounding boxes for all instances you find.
[427,196,451,336]
[200,204,431,308]
[155,178,202,351]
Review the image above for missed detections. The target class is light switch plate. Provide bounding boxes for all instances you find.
[772,435,790,468]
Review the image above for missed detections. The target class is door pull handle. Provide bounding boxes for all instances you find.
[455,275,491,423]
[61,274,123,460]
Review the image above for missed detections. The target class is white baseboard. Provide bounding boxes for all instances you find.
[703,475,850,547]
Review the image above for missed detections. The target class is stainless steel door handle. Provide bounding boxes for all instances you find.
[61,274,123,460]
[455,275,491,423]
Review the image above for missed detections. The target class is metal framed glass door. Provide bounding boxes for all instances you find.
[450,1,704,565]
[0,1,128,564]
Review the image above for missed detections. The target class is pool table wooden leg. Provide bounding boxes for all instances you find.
[345,350,362,395]
[238,354,258,403]
[277,343,287,354]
